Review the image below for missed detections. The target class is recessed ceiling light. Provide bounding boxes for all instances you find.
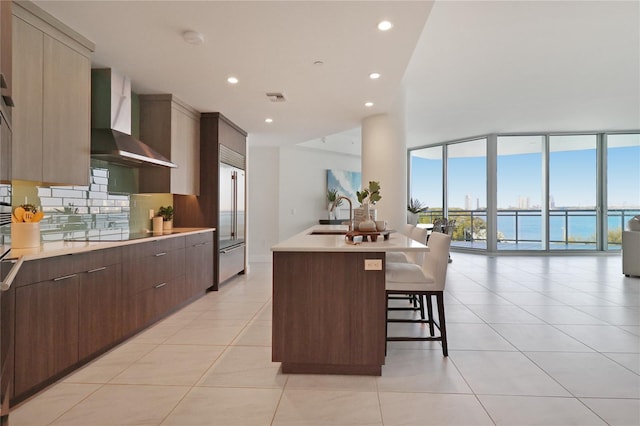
[227,76,239,84]
[369,72,381,80]
[365,102,374,107]
[377,20,393,31]
[265,118,273,123]
[182,30,204,45]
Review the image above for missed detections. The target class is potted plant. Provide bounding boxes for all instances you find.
[327,188,342,220]
[355,181,381,231]
[158,206,174,231]
[407,198,427,225]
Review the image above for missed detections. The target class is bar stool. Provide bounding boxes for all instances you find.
[385,232,452,356]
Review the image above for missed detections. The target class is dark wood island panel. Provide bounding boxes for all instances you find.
[272,251,386,375]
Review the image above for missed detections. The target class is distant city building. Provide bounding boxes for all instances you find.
[550,195,555,209]
[518,196,530,209]
[476,198,480,210]
[465,194,472,210]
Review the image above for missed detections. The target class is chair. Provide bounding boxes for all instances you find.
[385,232,452,356]
[431,217,455,263]
[386,226,429,317]
[385,224,415,263]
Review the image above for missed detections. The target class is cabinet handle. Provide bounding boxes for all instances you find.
[154,282,167,289]
[221,245,244,254]
[87,267,107,274]
[0,73,6,89]
[53,274,77,282]
[154,252,167,257]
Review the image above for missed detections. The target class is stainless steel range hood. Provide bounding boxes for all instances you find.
[91,69,177,168]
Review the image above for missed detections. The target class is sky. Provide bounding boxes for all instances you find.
[411,144,639,210]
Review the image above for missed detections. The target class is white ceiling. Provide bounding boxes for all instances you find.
[34,0,432,149]
[404,0,640,148]
[33,1,640,154]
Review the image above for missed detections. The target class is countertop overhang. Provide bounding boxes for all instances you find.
[271,225,428,253]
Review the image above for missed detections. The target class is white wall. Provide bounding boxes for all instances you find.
[247,145,360,262]
[247,146,280,263]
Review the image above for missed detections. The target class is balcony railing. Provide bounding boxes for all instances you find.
[416,208,639,250]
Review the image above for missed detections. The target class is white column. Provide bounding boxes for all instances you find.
[361,102,406,230]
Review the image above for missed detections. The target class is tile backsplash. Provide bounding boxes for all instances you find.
[12,166,172,241]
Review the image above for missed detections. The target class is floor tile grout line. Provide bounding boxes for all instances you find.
[270,375,290,426]
[44,382,108,426]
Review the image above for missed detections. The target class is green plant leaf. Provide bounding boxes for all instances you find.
[356,190,369,204]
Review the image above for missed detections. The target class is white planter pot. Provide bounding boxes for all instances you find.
[407,212,418,225]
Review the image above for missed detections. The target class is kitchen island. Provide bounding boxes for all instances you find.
[271,225,428,376]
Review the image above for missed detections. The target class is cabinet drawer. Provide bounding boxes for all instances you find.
[73,247,122,272]
[123,248,185,294]
[121,236,185,260]
[186,231,213,247]
[219,244,245,283]
[14,253,82,287]
[127,275,186,331]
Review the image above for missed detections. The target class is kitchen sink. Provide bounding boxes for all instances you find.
[309,230,347,235]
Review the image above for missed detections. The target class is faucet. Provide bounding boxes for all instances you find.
[331,196,353,231]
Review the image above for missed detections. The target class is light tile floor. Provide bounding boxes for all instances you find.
[10,254,640,425]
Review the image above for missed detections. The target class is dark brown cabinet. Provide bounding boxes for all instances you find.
[13,248,122,401]
[138,94,200,195]
[174,113,247,289]
[186,232,214,295]
[78,263,122,361]
[15,272,79,397]
[9,232,213,405]
[121,236,186,334]
[1,261,16,418]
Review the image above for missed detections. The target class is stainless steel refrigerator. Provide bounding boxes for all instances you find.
[218,162,245,283]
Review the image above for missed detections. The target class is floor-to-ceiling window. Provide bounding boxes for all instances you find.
[497,135,545,250]
[447,138,487,249]
[408,131,639,253]
[409,146,443,223]
[548,135,598,250]
[606,133,640,250]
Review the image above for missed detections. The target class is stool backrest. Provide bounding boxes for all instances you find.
[409,226,429,265]
[422,232,451,291]
[401,224,415,237]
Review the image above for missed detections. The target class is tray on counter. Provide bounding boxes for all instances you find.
[345,230,390,242]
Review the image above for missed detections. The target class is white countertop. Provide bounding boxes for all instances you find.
[1,227,215,262]
[271,225,428,253]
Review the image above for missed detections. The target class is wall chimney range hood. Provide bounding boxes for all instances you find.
[91,69,177,168]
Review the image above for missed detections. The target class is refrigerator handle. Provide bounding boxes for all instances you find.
[232,171,237,238]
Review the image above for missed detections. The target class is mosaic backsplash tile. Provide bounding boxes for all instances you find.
[10,166,174,243]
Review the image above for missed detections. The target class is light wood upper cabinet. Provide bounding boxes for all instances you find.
[139,94,200,195]
[0,0,13,109]
[12,3,94,185]
[12,17,43,180]
[42,35,90,185]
